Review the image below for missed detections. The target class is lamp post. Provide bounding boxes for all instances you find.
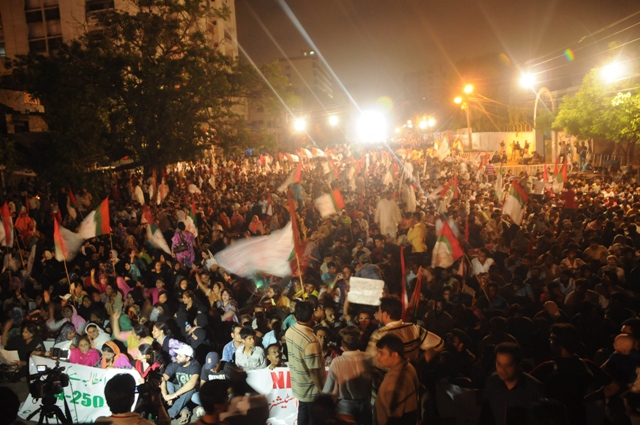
[454,84,473,149]
[520,73,556,162]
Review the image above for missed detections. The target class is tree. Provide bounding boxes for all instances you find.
[553,66,640,164]
[5,0,276,184]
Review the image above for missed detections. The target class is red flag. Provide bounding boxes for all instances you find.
[293,162,302,183]
[259,154,265,166]
[1,203,14,247]
[406,267,423,321]
[543,163,548,182]
[286,189,305,275]
[453,176,459,199]
[553,157,558,176]
[68,187,78,207]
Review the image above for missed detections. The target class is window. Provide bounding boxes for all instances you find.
[0,43,6,57]
[47,37,62,51]
[29,39,47,52]
[25,11,43,23]
[85,0,114,13]
[44,7,60,20]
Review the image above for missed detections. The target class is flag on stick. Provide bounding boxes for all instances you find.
[53,219,83,262]
[503,180,529,225]
[1,203,14,248]
[78,198,110,240]
[277,162,302,193]
[314,190,345,218]
[431,221,464,269]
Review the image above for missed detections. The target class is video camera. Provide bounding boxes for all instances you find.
[28,362,70,399]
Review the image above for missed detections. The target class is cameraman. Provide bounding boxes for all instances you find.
[161,344,200,422]
[96,373,157,425]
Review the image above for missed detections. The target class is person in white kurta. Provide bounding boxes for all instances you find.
[401,179,417,213]
[374,192,402,237]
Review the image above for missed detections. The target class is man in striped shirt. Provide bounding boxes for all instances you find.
[285,301,325,425]
[366,296,444,387]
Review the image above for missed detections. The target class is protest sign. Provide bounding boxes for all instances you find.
[19,356,141,423]
[347,277,385,306]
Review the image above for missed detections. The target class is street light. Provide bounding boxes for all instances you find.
[600,61,626,84]
[293,117,307,132]
[464,84,474,94]
[454,96,463,104]
[427,117,436,128]
[418,119,428,130]
[328,115,339,126]
[357,110,388,143]
[454,85,473,149]
[519,72,536,89]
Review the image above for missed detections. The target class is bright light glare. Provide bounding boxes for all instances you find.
[357,110,388,143]
[328,115,339,126]
[454,96,463,104]
[427,117,436,127]
[601,62,626,83]
[293,118,307,132]
[464,84,474,94]
[395,128,401,134]
[520,72,536,88]
[419,119,428,130]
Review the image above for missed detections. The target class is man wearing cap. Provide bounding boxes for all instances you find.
[161,344,201,422]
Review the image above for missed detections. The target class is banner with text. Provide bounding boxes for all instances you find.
[19,356,142,423]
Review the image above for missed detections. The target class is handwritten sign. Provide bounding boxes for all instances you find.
[19,356,141,423]
[347,277,385,306]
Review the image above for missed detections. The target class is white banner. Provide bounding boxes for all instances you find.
[19,356,141,423]
[347,277,385,306]
[246,367,298,425]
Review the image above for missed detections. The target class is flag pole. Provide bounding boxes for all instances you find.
[109,233,116,282]
[464,253,490,301]
[12,227,25,269]
[62,256,71,287]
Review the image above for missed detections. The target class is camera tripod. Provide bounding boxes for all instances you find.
[26,393,72,425]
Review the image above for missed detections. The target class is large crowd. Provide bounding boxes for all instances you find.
[2,141,640,425]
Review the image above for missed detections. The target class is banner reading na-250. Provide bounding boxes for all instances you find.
[19,356,142,423]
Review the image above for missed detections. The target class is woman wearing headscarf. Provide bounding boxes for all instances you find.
[50,322,78,359]
[85,322,111,351]
[176,290,209,349]
[46,303,86,335]
[248,215,265,236]
[100,341,131,369]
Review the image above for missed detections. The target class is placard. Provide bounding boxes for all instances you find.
[347,277,385,306]
[19,356,141,423]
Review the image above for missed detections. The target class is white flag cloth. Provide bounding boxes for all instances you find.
[146,225,171,254]
[214,222,294,278]
[208,176,216,190]
[54,224,84,262]
[188,184,202,195]
[134,185,145,205]
[437,139,450,160]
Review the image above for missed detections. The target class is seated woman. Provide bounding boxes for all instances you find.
[1,320,45,376]
[176,290,209,349]
[135,343,165,382]
[69,335,101,366]
[85,322,111,351]
[50,322,78,360]
[100,341,131,369]
[215,288,239,323]
[111,310,154,360]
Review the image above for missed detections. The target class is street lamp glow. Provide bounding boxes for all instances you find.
[293,118,307,132]
[418,119,428,130]
[328,115,339,126]
[601,62,626,83]
[357,110,388,143]
[520,72,536,88]
[395,127,401,134]
[464,84,474,94]
[427,117,436,127]
[454,96,463,104]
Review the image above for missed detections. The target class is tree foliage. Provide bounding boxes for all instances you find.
[4,0,276,183]
[553,67,640,145]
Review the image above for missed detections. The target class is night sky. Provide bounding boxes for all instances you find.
[236,0,640,107]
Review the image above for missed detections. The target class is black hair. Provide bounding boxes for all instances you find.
[153,321,171,337]
[239,326,254,340]
[133,323,150,338]
[379,296,403,321]
[199,380,230,415]
[550,323,582,355]
[376,333,405,358]
[494,342,522,364]
[294,301,314,323]
[104,373,136,414]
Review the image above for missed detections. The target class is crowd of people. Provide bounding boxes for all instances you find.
[1,141,640,425]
